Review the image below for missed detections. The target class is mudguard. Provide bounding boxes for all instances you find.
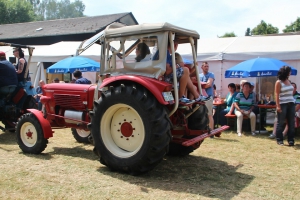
[27,109,54,138]
[100,76,172,105]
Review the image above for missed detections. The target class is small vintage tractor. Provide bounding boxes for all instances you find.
[0,42,37,132]
[16,23,229,174]
[15,83,95,153]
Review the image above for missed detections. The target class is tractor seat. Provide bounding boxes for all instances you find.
[0,85,17,95]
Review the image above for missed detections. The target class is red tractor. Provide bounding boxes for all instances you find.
[16,23,229,174]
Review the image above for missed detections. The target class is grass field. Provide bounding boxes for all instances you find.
[0,127,300,200]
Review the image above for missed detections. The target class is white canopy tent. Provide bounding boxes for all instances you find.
[177,35,300,97]
[2,34,299,96]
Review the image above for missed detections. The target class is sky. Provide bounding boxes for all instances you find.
[82,0,300,39]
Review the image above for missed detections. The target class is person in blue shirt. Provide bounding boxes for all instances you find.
[35,80,45,110]
[199,62,215,130]
[73,70,91,84]
[0,51,18,89]
[219,83,238,126]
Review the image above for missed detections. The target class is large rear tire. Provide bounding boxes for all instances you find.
[16,113,48,154]
[71,128,90,144]
[168,105,209,156]
[91,83,171,175]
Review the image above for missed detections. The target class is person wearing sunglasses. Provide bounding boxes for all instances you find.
[13,48,29,84]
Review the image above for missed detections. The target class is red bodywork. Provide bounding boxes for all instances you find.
[29,77,227,146]
[30,83,97,138]
[100,75,173,105]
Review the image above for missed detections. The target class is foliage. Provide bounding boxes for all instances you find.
[245,27,251,36]
[0,0,85,24]
[34,0,85,20]
[283,17,300,32]
[251,20,279,35]
[219,32,237,38]
[0,0,36,25]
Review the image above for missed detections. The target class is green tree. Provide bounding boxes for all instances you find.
[0,0,35,25]
[245,28,251,36]
[35,0,85,20]
[219,32,237,38]
[283,17,300,32]
[251,20,279,35]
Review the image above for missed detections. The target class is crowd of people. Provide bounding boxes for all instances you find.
[211,66,297,146]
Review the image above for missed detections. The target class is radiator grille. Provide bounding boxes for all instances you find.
[54,94,85,109]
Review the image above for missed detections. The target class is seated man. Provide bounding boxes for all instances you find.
[73,70,92,84]
[0,51,18,93]
[35,80,45,111]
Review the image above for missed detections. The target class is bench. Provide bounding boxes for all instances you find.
[225,113,250,131]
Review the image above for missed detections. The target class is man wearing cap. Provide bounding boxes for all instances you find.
[0,51,18,88]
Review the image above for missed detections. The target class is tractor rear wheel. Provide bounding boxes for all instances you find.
[16,113,48,154]
[168,105,209,156]
[71,128,90,144]
[91,83,171,175]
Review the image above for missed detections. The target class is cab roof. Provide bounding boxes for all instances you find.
[104,22,200,40]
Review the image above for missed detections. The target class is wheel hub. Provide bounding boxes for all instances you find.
[101,104,145,157]
[26,129,33,139]
[120,122,133,137]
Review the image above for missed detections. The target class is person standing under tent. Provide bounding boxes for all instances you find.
[199,62,215,132]
[274,66,295,146]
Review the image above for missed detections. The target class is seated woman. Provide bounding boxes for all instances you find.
[233,82,256,136]
[135,43,151,62]
[219,83,238,126]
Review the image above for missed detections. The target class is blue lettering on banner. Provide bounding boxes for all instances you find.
[54,69,65,73]
[260,72,272,76]
[231,71,243,76]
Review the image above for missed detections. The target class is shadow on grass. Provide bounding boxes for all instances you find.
[50,146,98,160]
[19,146,98,161]
[0,130,17,145]
[97,155,254,199]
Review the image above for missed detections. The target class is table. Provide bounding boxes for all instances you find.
[257,104,276,134]
[213,100,225,128]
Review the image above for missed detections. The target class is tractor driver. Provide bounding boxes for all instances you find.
[0,51,18,90]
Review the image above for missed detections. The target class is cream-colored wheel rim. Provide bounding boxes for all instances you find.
[76,129,90,138]
[100,104,145,158]
[20,122,38,147]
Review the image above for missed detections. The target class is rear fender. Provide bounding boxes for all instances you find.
[101,76,172,105]
[27,109,53,139]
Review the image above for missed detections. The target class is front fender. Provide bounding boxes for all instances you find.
[27,109,53,139]
[101,76,171,105]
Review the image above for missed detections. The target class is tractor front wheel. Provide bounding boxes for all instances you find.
[16,113,48,154]
[71,128,91,144]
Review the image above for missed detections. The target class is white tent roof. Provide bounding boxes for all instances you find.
[177,35,300,61]
[223,35,300,61]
